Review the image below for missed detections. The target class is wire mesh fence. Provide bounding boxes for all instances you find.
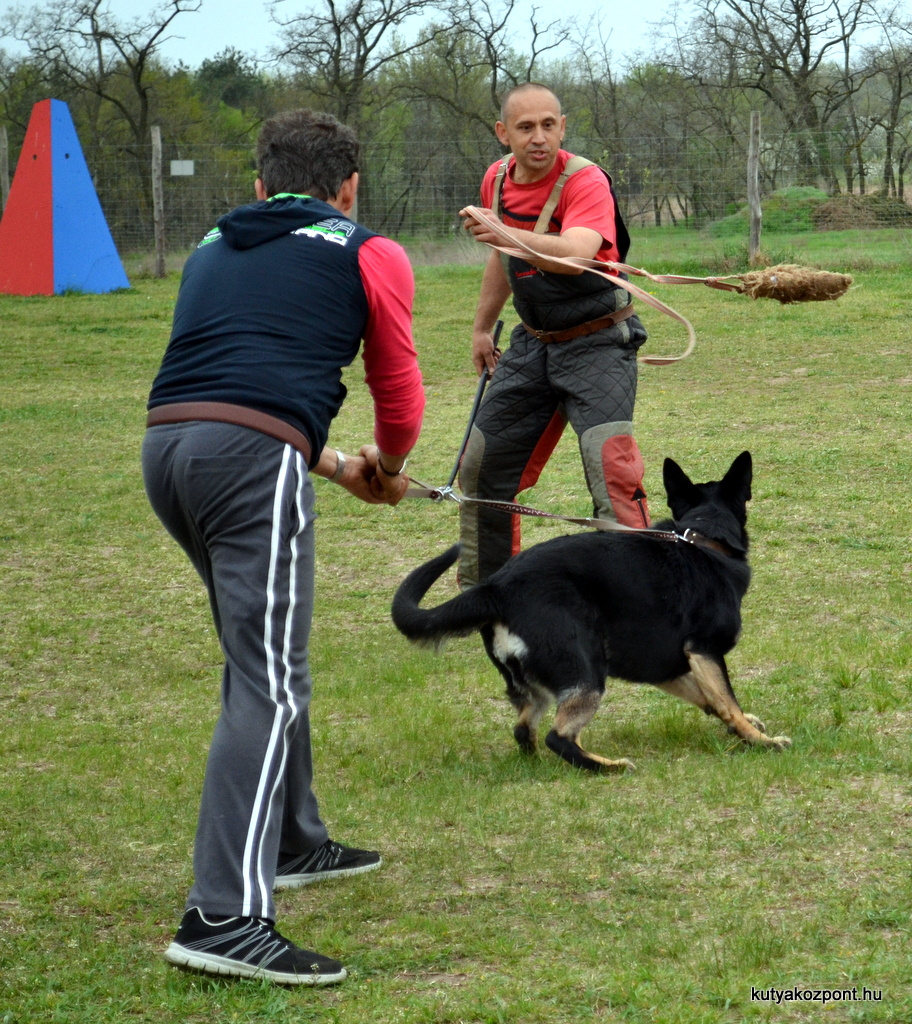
[9,129,912,255]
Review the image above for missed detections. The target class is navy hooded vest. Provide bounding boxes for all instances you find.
[148,194,376,457]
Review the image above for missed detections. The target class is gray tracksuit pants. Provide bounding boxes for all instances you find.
[142,421,328,922]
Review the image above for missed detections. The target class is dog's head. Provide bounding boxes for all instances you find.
[662,451,752,553]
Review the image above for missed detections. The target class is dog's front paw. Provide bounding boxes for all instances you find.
[743,713,766,733]
[545,730,636,773]
[766,734,792,751]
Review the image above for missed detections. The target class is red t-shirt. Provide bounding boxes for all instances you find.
[359,235,425,456]
[480,151,618,264]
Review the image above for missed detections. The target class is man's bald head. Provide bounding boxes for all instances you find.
[500,83,562,125]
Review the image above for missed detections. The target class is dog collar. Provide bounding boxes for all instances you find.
[676,528,740,558]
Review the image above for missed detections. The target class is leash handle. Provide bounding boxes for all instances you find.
[444,319,503,490]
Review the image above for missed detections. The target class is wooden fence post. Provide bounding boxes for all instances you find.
[748,111,762,265]
[151,125,166,278]
[0,126,9,212]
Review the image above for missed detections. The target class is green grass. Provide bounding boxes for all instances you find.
[2,229,911,1023]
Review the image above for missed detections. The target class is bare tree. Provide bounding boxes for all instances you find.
[863,7,912,196]
[564,17,627,141]
[268,0,463,130]
[396,31,487,130]
[693,0,879,189]
[457,0,575,113]
[391,0,574,140]
[0,0,202,147]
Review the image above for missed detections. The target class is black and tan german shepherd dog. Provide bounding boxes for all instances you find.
[392,451,791,772]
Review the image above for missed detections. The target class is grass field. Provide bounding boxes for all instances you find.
[1,227,910,1023]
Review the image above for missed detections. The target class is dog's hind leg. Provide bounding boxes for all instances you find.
[655,672,709,710]
[684,650,791,750]
[545,688,636,773]
[484,624,553,754]
[512,684,552,754]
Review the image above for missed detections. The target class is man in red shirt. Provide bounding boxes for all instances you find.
[458,83,650,588]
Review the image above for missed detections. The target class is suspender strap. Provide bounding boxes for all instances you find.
[532,155,593,233]
[492,157,512,275]
[492,154,595,234]
[492,156,511,217]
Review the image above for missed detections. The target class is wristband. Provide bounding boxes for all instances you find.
[378,458,406,476]
[330,450,346,482]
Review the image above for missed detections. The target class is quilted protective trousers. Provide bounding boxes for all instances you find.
[458,322,650,589]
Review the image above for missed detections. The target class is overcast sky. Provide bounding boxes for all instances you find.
[57,0,676,68]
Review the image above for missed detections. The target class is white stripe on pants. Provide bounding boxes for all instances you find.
[142,421,329,921]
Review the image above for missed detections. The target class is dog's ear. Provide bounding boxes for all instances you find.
[663,457,700,511]
[721,450,753,505]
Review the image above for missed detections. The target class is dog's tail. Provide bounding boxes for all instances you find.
[391,543,498,646]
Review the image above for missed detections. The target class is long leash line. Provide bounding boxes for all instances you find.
[405,323,705,549]
[403,217,750,550]
[460,204,699,366]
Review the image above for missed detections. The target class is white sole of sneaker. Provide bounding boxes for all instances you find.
[274,856,382,890]
[164,943,347,986]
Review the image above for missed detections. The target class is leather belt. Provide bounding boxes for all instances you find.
[523,303,636,343]
[146,401,313,463]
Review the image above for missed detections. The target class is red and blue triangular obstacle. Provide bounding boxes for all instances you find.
[0,98,130,295]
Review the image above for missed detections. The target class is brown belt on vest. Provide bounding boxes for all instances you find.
[146,401,313,464]
[523,303,636,344]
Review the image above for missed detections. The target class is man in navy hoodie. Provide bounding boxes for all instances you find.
[142,109,425,985]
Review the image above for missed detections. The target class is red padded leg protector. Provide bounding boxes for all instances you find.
[601,434,650,528]
[510,409,567,557]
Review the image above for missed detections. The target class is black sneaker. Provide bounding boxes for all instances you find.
[275,839,382,890]
[164,908,346,985]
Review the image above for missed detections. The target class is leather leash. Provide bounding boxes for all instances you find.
[461,204,816,363]
[402,337,728,553]
[402,214,749,552]
[460,204,705,366]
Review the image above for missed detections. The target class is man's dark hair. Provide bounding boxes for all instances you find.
[256,109,361,200]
